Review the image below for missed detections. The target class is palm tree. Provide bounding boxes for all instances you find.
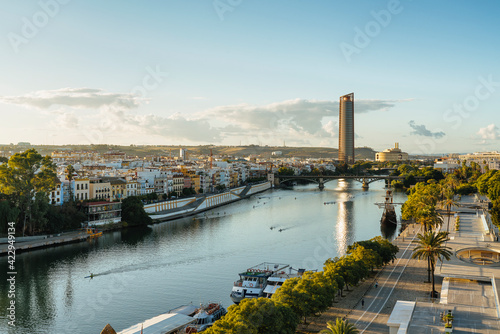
[65,165,76,201]
[440,196,457,233]
[321,318,359,334]
[412,231,452,299]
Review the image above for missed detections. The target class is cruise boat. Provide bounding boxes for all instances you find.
[230,263,306,304]
[184,302,226,333]
[263,268,306,298]
[109,302,225,334]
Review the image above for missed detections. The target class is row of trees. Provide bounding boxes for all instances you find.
[205,237,399,334]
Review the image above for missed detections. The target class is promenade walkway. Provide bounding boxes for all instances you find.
[0,231,89,255]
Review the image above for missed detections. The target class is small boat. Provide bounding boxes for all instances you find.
[324,201,336,205]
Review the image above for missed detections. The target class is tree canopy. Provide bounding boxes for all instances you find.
[121,196,152,226]
[0,149,56,235]
[205,298,299,334]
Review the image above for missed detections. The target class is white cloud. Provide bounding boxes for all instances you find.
[477,124,499,140]
[0,88,408,145]
[201,98,403,139]
[0,88,141,110]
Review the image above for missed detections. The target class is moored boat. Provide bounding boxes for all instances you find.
[110,302,225,334]
[263,268,306,298]
[230,263,311,303]
[183,302,226,333]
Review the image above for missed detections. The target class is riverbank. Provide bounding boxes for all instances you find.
[297,223,441,333]
[0,182,273,256]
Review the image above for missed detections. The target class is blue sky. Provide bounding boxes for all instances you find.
[0,0,499,154]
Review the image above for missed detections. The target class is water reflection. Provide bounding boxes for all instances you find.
[380,222,397,239]
[335,179,356,256]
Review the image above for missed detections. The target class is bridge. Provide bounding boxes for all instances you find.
[271,174,406,190]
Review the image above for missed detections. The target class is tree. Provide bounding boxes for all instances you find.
[440,196,457,233]
[320,318,359,334]
[348,246,380,272]
[65,165,76,201]
[277,167,295,176]
[272,272,334,324]
[412,231,452,298]
[324,256,368,291]
[348,236,398,266]
[205,298,299,334]
[121,196,152,226]
[0,149,56,235]
[0,200,20,234]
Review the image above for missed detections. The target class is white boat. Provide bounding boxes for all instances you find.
[114,302,225,334]
[230,263,307,304]
[263,268,306,298]
[184,303,226,333]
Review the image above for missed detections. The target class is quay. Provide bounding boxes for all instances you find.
[0,230,92,256]
[301,194,500,334]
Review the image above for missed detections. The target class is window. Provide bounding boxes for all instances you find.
[77,184,80,190]
[85,184,88,189]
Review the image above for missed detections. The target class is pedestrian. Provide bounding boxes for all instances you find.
[361,299,364,307]
[392,258,395,264]
[375,281,378,288]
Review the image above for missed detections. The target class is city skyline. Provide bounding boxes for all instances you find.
[1,1,500,154]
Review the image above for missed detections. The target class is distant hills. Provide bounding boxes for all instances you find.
[1,144,378,160]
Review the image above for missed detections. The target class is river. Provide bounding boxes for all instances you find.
[0,180,406,334]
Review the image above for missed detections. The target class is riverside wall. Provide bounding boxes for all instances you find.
[144,182,272,222]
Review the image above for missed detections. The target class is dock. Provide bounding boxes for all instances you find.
[0,231,91,256]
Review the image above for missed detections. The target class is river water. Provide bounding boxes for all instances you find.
[0,180,406,334]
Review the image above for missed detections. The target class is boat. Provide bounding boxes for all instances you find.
[263,268,306,298]
[230,263,308,304]
[380,189,397,226]
[183,302,226,333]
[112,302,225,334]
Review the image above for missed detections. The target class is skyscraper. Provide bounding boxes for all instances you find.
[338,93,354,164]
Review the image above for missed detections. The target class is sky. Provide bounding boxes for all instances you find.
[0,0,499,155]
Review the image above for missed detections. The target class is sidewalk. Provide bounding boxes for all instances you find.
[300,223,437,333]
[0,231,89,256]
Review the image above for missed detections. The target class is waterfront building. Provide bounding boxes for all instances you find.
[73,177,90,201]
[125,178,138,197]
[89,178,112,201]
[82,201,121,226]
[338,93,355,164]
[173,173,184,196]
[375,143,409,162]
[110,178,127,201]
[49,178,63,205]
